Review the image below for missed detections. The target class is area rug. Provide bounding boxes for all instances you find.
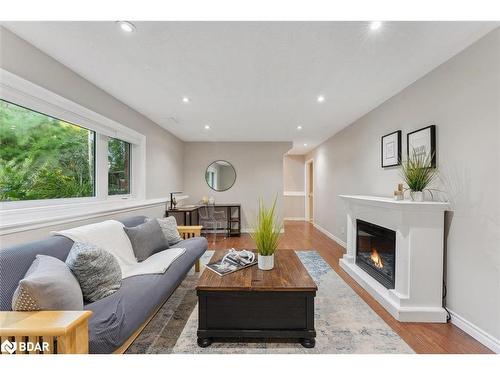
[126,251,414,354]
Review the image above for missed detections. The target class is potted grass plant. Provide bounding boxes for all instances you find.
[401,149,438,202]
[251,196,282,270]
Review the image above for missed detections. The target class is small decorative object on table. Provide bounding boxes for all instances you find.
[251,196,282,271]
[394,183,404,200]
[206,249,256,276]
[169,191,183,210]
[401,150,438,202]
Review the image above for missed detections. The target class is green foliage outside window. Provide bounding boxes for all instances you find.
[108,137,130,195]
[0,100,95,201]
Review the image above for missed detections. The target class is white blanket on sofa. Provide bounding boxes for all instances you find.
[52,220,185,279]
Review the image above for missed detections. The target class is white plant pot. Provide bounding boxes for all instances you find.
[258,254,275,270]
[410,191,424,202]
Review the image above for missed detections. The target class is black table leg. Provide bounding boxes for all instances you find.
[300,338,316,348]
[197,337,213,348]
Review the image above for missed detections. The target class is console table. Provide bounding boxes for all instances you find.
[166,204,241,236]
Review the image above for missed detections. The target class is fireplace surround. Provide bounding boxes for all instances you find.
[339,195,449,323]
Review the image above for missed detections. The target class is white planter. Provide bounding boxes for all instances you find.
[410,191,424,202]
[258,254,275,270]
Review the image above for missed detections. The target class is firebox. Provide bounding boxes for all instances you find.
[356,219,396,289]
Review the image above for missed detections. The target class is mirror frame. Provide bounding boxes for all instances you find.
[205,160,237,192]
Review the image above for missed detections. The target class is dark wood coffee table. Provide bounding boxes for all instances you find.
[196,250,317,348]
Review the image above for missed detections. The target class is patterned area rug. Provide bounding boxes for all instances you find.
[127,251,414,354]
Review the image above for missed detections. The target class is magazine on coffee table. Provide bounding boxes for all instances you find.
[206,249,257,276]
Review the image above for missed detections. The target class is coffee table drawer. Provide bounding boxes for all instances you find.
[198,291,314,330]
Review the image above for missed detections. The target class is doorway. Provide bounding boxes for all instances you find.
[305,159,314,222]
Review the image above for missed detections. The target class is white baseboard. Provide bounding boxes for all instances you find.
[312,222,347,249]
[449,309,500,353]
[284,217,306,221]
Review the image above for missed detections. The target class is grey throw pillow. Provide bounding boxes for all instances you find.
[124,219,169,261]
[66,242,122,302]
[154,216,183,246]
[12,255,83,311]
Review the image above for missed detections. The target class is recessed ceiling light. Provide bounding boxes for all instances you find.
[182,96,190,103]
[317,95,325,103]
[117,21,136,33]
[303,143,308,147]
[297,125,303,130]
[204,125,211,130]
[370,21,383,31]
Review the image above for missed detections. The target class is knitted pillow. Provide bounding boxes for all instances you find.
[12,255,83,311]
[154,216,183,246]
[66,242,122,302]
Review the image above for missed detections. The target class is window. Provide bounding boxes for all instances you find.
[0,99,95,201]
[108,137,131,195]
[0,69,146,211]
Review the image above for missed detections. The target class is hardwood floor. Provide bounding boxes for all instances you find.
[205,220,493,354]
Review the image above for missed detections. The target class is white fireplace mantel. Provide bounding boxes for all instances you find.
[339,194,450,323]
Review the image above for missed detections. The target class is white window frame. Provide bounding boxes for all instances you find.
[0,68,146,210]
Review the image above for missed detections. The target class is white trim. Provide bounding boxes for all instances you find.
[284,217,306,221]
[0,68,147,208]
[305,158,314,222]
[283,191,305,196]
[449,309,500,353]
[0,198,169,236]
[0,69,144,144]
[312,222,347,248]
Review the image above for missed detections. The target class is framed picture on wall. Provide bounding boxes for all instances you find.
[381,130,401,168]
[407,125,436,167]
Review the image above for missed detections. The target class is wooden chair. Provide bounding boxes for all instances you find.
[177,225,203,272]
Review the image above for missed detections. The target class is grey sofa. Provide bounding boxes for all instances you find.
[0,215,208,354]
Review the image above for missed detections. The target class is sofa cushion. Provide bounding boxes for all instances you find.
[124,219,169,261]
[66,242,122,303]
[11,255,83,311]
[85,236,208,354]
[154,217,183,246]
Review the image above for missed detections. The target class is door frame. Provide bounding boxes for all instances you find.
[305,158,314,222]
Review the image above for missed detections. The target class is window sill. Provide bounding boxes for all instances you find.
[0,197,175,236]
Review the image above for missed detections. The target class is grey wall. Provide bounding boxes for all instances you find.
[307,28,500,345]
[183,142,291,230]
[0,26,184,198]
[283,154,305,219]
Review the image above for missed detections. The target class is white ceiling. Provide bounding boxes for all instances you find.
[3,21,498,154]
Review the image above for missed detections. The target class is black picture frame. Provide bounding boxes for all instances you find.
[407,125,436,167]
[381,130,402,168]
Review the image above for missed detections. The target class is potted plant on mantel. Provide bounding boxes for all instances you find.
[400,149,438,202]
[251,196,282,271]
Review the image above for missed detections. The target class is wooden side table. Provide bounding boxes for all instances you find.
[0,311,92,354]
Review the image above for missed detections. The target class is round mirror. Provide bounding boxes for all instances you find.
[205,160,236,192]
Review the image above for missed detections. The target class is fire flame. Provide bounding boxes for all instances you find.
[370,249,384,269]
